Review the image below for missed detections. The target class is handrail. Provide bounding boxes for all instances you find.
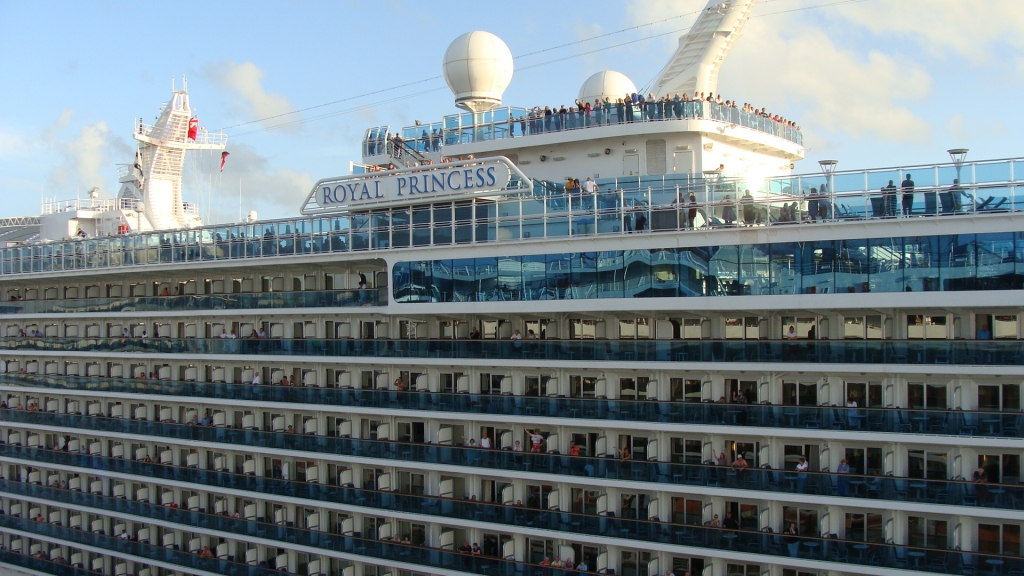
[2,411,1022,509]
[1,337,1022,368]
[0,373,1020,439]
[0,494,566,576]
[2,467,1024,573]
[3,447,1023,575]
[0,288,385,315]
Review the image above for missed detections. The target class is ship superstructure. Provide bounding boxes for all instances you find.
[0,3,1023,576]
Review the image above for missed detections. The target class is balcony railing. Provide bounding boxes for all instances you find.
[0,502,555,576]
[0,288,385,315]
[395,103,804,149]
[0,455,1020,575]
[0,549,104,576]
[0,514,303,576]
[1,337,1022,367]
[4,156,1022,278]
[2,374,1020,439]
[2,412,1020,510]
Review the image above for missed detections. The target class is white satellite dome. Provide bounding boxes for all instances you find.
[443,31,514,113]
[578,71,637,105]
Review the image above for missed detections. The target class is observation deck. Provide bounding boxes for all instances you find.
[396,103,802,149]
[1,157,1021,281]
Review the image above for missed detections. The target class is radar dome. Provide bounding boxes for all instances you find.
[443,31,514,113]
[578,71,637,105]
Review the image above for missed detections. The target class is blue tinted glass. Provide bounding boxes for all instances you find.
[869,237,902,293]
[975,232,1017,290]
[681,246,712,296]
[571,252,598,299]
[625,249,652,297]
[802,240,835,294]
[547,253,571,299]
[476,257,498,301]
[741,244,770,295]
[650,249,679,297]
[497,256,522,300]
[522,255,547,300]
[453,259,476,301]
[598,251,625,298]
[904,236,940,292]
[710,246,739,295]
[433,260,453,302]
[942,234,976,291]
[770,243,799,295]
[836,239,869,294]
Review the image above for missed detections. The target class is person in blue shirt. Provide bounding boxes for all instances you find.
[977,320,991,340]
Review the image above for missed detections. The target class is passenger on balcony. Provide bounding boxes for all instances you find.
[731,454,749,484]
[837,458,851,496]
[901,174,915,216]
[784,523,800,557]
[796,456,809,492]
[976,321,992,340]
[879,180,897,218]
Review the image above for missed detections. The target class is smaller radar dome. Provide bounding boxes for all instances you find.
[578,71,637,105]
[443,31,514,113]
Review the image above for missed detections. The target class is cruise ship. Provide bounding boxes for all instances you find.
[1,2,1023,576]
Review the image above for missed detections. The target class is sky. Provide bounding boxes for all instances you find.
[1,0,1022,223]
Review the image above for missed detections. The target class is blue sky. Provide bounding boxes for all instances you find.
[1,0,1022,222]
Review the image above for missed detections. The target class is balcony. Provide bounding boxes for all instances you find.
[1,471,1020,575]
[3,373,1020,439]
[1,337,1022,367]
[0,288,384,315]
[2,414,1020,511]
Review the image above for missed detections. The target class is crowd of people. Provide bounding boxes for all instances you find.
[521,91,800,135]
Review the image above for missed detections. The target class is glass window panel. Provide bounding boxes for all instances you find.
[497,255,522,301]
[770,242,800,295]
[710,246,739,295]
[680,247,711,296]
[598,251,625,298]
[904,236,940,292]
[476,257,498,301]
[650,248,679,297]
[976,232,1017,290]
[543,253,569,299]
[452,258,476,302]
[522,255,547,300]
[624,249,651,297]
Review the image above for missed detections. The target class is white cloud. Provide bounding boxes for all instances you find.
[833,0,1024,63]
[42,110,132,198]
[183,142,313,223]
[207,61,298,130]
[625,0,935,145]
[720,23,933,144]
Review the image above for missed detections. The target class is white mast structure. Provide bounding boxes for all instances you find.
[649,0,756,98]
[125,77,227,231]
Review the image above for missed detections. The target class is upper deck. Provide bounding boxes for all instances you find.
[381,102,803,158]
[1,156,1021,279]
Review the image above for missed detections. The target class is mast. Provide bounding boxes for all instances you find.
[133,77,227,230]
[649,0,756,97]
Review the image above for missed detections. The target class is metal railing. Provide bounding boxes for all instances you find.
[396,103,804,149]
[0,288,384,315]
[1,337,1021,367]
[3,157,1021,277]
[1,373,1020,440]
[4,410,1024,509]
[2,459,1022,575]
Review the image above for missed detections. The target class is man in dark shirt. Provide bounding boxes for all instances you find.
[883,180,898,217]
[901,174,915,216]
[723,512,740,531]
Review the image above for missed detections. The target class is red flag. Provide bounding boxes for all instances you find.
[187,116,198,140]
[220,151,230,172]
